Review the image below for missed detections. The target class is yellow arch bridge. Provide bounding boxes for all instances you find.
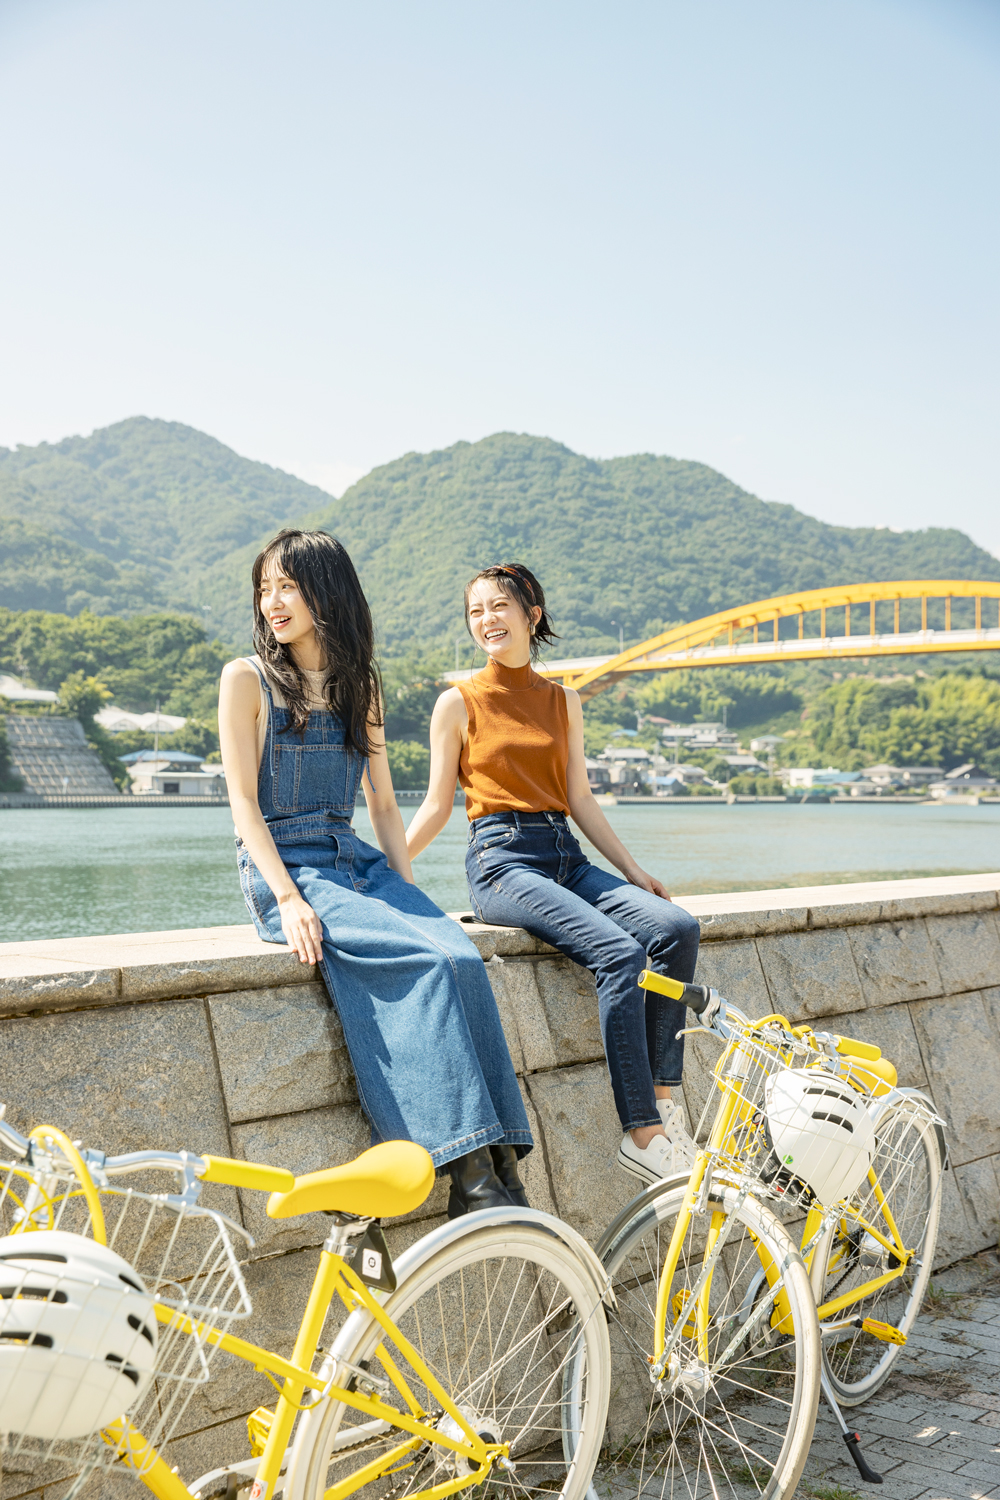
[447,580,1000,701]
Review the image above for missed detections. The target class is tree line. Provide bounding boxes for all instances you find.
[2,607,998,793]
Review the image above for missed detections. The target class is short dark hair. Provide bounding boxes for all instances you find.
[463,564,558,661]
[251,529,382,756]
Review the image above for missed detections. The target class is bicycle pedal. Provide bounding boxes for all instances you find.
[861,1317,906,1345]
[247,1406,273,1458]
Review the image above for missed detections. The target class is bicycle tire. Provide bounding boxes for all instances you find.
[582,1178,820,1500]
[811,1095,942,1406]
[286,1217,611,1500]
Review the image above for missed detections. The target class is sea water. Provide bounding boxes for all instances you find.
[1,801,997,943]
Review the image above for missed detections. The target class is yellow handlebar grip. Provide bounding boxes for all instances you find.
[638,969,686,1000]
[199,1155,295,1193]
[834,1035,882,1063]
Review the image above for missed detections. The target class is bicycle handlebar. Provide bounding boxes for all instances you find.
[638,970,714,1015]
[0,1113,294,1195]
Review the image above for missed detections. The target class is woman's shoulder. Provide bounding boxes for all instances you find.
[434,684,469,721]
[221,655,260,680]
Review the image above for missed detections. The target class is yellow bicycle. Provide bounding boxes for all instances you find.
[576,974,944,1500]
[0,1110,612,1500]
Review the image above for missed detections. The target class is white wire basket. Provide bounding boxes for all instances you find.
[0,1147,254,1497]
[690,1014,934,1214]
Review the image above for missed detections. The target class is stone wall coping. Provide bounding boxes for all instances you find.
[0,924,314,1015]
[1,873,997,1015]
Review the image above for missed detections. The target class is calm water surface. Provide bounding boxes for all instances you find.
[1,802,997,943]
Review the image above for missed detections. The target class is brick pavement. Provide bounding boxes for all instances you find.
[799,1248,1000,1500]
[592,1249,1000,1500]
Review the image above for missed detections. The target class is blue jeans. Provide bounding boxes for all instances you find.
[466,811,700,1133]
[239,827,532,1169]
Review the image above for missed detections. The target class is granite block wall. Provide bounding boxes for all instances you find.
[0,873,998,1491]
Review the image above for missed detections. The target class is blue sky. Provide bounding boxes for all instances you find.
[1,1,998,555]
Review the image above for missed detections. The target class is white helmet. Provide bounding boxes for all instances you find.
[0,1230,157,1439]
[763,1069,876,1206]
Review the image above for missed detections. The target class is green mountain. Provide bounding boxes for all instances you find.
[290,436,1000,652]
[0,417,327,622]
[2,420,998,652]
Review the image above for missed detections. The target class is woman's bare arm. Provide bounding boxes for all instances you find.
[218,659,323,964]
[563,690,671,899]
[361,716,415,882]
[406,687,466,859]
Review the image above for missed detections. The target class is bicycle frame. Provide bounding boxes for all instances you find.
[105,1245,506,1500]
[648,1019,921,1370]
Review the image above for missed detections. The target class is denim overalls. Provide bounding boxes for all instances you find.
[237,661,531,1168]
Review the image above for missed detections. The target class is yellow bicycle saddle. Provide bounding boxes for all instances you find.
[266,1141,435,1221]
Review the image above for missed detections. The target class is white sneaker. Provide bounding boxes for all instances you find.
[657,1101,698,1170]
[617,1132,681,1185]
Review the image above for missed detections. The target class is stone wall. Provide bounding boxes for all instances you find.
[1,871,998,1483]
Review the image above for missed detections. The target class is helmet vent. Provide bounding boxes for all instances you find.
[0,1331,55,1348]
[810,1110,854,1132]
[0,1251,68,1263]
[105,1353,141,1386]
[128,1312,155,1345]
[0,1286,68,1303]
[118,1272,144,1293]
[804,1086,851,1101]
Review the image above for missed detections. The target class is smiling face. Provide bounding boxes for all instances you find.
[258,560,321,665]
[466,578,541,667]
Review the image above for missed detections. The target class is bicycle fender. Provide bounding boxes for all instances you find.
[594,1172,693,1264]
[396,1205,615,1310]
[326,1206,614,1374]
[869,1087,949,1169]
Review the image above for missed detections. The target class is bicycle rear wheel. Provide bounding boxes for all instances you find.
[587,1178,820,1500]
[811,1096,942,1405]
[287,1218,611,1500]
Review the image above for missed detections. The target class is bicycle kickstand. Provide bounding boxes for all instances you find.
[820,1369,884,1485]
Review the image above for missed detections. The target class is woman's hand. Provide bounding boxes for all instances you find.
[626,866,672,900]
[278,890,323,965]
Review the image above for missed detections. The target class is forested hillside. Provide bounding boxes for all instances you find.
[0,418,326,620]
[2,421,997,652]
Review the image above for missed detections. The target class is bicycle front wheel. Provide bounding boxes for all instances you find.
[288,1218,611,1500]
[812,1096,943,1405]
[591,1179,820,1500]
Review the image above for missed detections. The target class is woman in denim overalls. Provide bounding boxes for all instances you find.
[219,530,531,1216]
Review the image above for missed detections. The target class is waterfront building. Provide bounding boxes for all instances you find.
[927,765,997,799]
[784,766,861,789]
[658,722,741,757]
[719,753,768,776]
[95,706,187,734]
[124,751,227,798]
[0,674,58,705]
[750,734,786,755]
[584,757,612,792]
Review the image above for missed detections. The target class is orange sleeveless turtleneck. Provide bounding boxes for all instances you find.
[456,657,571,822]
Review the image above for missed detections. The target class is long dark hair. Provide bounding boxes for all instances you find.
[251,529,382,756]
[463,563,559,662]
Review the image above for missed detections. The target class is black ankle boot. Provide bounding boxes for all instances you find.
[447,1147,515,1219]
[490,1144,529,1209]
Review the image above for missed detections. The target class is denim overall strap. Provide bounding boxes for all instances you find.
[245,656,361,825]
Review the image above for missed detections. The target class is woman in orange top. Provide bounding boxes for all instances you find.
[407,564,701,1186]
